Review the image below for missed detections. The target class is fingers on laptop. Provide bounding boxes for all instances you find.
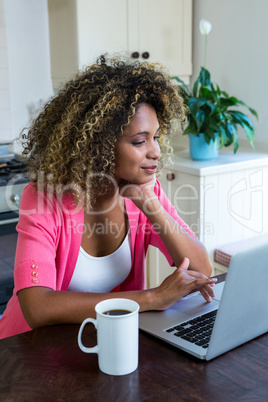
[182,270,217,302]
[199,286,214,302]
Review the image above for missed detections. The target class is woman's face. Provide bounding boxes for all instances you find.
[115,103,161,185]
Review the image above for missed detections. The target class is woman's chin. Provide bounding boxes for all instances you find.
[116,173,156,187]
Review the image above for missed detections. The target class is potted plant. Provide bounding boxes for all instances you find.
[173,20,258,161]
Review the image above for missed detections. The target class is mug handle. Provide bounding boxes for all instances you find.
[78,318,99,354]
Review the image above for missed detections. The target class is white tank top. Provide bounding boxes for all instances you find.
[68,231,132,293]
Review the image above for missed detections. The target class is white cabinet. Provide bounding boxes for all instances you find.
[127,0,192,80]
[147,150,268,287]
[75,0,128,68]
[48,0,192,89]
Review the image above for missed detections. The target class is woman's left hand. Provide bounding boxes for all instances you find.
[119,176,159,213]
[120,175,213,279]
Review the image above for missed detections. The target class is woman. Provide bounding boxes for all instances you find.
[0,55,216,339]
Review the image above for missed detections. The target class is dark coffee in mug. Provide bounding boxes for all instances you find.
[103,309,132,316]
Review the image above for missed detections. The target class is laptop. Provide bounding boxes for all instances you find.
[139,242,268,360]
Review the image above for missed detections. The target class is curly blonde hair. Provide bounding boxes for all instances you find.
[21,54,185,207]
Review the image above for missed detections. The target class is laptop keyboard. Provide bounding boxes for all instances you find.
[165,309,218,349]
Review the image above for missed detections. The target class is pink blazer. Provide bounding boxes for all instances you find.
[0,180,195,338]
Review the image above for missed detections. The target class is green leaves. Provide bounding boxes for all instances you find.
[228,111,255,147]
[174,67,258,153]
[199,67,211,87]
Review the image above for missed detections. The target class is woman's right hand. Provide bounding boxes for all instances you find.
[151,258,217,311]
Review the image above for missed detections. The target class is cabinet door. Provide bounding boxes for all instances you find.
[48,0,128,88]
[76,0,128,68]
[128,0,192,79]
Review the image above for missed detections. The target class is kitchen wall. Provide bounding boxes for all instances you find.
[192,0,268,151]
[2,0,53,152]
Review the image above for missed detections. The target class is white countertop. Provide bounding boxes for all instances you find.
[170,149,268,176]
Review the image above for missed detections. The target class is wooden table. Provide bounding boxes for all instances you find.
[1,279,268,401]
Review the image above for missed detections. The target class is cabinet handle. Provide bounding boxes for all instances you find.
[131,52,140,59]
[166,172,175,181]
[142,52,150,59]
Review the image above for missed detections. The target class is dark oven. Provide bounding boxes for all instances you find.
[0,156,28,313]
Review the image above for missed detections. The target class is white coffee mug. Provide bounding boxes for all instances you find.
[78,298,140,376]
